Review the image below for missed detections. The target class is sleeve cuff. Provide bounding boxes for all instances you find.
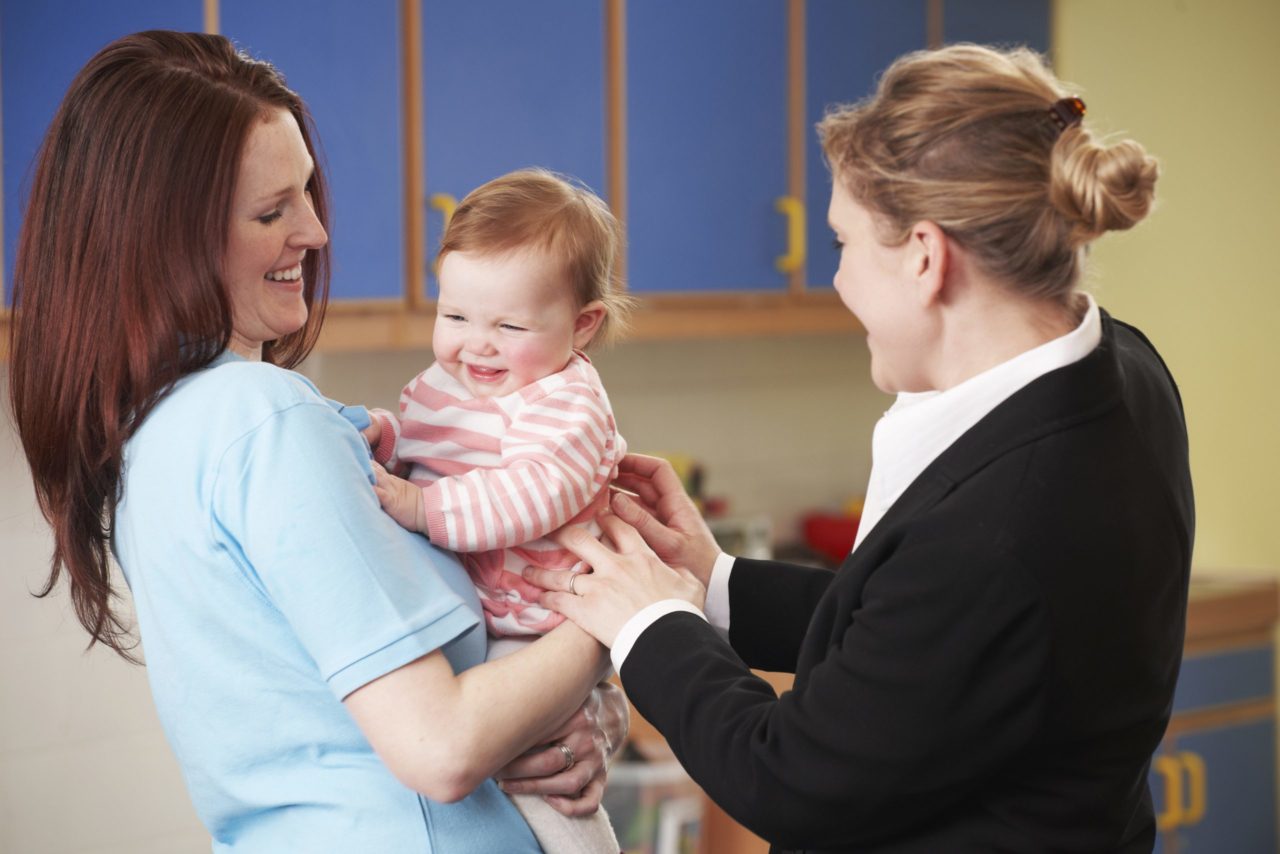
[369,409,400,467]
[703,552,736,632]
[327,600,479,700]
[610,600,707,672]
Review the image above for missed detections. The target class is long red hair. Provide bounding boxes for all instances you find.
[8,31,332,660]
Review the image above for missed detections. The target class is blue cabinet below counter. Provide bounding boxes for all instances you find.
[1153,577,1279,854]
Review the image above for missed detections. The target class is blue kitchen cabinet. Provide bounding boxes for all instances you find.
[1,0,202,307]
[420,0,606,298]
[1154,721,1278,854]
[1,0,1059,321]
[222,0,404,302]
[626,0,789,295]
[804,1,927,291]
[942,0,1051,54]
[1151,580,1279,854]
[804,0,1050,293]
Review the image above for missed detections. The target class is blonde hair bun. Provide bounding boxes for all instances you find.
[1050,130,1159,246]
[818,44,1159,302]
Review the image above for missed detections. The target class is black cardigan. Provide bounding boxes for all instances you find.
[620,312,1193,853]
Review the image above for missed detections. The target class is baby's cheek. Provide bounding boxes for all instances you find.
[505,339,569,381]
[430,328,457,363]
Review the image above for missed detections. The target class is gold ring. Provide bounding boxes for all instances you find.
[568,573,580,596]
[557,742,576,772]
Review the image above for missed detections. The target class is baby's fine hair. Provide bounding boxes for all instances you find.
[819,43,1159,303]
[438,168,634,347]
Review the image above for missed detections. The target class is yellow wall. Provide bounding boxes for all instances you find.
[1055,0,1280,575]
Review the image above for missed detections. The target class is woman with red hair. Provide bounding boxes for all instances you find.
[9,30,623,852]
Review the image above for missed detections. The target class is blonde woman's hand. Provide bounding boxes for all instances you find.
[530,514,706,648]
[610,453,722,587]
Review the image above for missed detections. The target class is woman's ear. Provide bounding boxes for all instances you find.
[572,301,607,349]
[907,221,949,307]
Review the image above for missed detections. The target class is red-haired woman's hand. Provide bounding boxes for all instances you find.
[495,681,627,816]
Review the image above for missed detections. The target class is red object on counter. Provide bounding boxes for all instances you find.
[802,513,861,565]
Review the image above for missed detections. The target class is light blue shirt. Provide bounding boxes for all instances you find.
[113,351,540,853]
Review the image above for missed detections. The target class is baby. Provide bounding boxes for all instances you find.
[365,168,632,854]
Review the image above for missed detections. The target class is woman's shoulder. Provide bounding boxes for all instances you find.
[181,356,323,412]
[147,357,335,451]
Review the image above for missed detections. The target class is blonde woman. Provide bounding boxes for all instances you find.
[526,44,1192,853]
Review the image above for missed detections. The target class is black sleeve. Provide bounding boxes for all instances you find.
[726,557,835,673]
[620,542,1050,851]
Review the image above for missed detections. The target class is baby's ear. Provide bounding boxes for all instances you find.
[573,301,607,349]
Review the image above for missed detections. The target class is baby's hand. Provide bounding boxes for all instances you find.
[361,418,382,451]
[360,413,387,454]
[372,463,427,533]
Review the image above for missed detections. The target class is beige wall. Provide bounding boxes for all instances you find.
[3,1,1278,850]
[1055,0,1280,575]
[0,375,210,853]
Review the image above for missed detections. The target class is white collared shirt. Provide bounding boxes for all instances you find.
[611,295,1102,671]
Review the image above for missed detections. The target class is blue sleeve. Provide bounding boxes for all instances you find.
[209,398,480,699]
[324,396,374,433]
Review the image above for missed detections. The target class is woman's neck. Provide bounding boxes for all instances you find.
[228,333,264,361]
[929,288,1081,392]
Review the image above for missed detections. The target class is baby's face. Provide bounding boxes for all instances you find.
[432,248,585,398]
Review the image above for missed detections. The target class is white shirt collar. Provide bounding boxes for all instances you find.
[853,294,1102,551]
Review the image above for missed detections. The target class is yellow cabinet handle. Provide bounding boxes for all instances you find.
[427,194,458,277]
[1154,754,1184,832]
[429,193,457,229]
[1181,751,1207,825]
[1154,750,1208,831]
[775,195,805,274]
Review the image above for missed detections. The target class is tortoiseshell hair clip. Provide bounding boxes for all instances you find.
[1049,96,1087,134]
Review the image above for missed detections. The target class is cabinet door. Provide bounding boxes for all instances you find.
[222,0,405,302]
[942,0,1051,54]
[626,0,788,294]
[804,1,927,291]
[1153,721,1279,853]
[421,0,606,297]
[1,0,202,305]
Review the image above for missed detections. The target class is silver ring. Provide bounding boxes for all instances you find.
[556,742,576,772]
[568,573,581,596]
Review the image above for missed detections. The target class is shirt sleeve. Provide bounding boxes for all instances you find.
[610,600,709,671]
[368,408,403,469]
[422,382,617,552]
[209,399,480,700]
[323,396,373,433]
[704,551,736,630]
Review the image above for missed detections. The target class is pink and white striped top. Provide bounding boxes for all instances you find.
[374,353,626,636]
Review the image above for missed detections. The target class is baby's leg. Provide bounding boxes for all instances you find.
[488,636,621,854]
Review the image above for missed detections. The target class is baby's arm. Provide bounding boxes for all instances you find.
[418,384,619,552]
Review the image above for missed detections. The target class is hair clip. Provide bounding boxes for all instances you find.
[1049,96,1087,133]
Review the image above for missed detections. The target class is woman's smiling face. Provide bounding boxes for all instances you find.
[223,108,328,359]
[828,179,933,393]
